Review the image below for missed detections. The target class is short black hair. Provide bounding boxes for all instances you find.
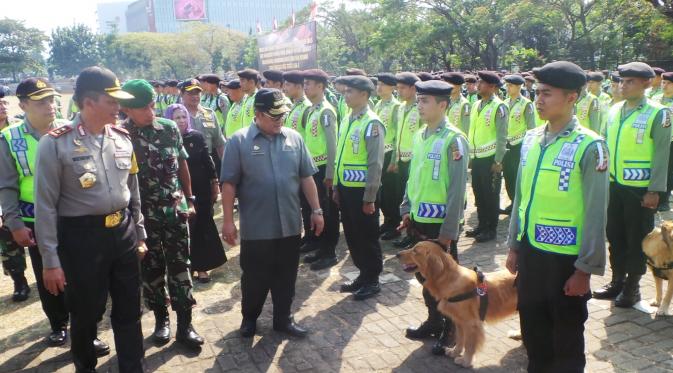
[434,95,450,108]
[74,91,103,109]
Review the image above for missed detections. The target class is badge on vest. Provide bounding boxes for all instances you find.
[351,129,361,154]
[552,143,579,169]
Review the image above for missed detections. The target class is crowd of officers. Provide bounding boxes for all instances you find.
[0,59,671,373]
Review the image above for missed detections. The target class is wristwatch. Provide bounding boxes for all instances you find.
[186,195,196,203]
[312,208,324,215]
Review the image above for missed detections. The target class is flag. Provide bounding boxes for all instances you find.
[273,16,278,31]
[309,1,318,20]
[256,19,262,34]
[291,7,296,27]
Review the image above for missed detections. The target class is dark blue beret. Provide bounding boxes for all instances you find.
[282,70,304,84]
[303,69,329,84]
[376,73,397,86]
[396,72,420,86]
[415,80,453,97]
[224,79,241,89]
[587,72,604,82]
[503,74,525,85]
[263,70,284,82]
[441,72,465,85]
[662,72,673,83]
[533,61,586,90]
[477,71,502,86]
[341,75,375,93]
[417,72,435,82]
[618,62,655,79]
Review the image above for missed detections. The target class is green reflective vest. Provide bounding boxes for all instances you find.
[305,99,337,166]
[224,99,245,138]
[575,92,598,130]
[337,95,350,126]
[517,125,600,255]
[407,121,463,224]
[335,108,383,188]
[605,99,665,187]
[241,90,257,129]
[447,95,470,134]
[396,102,421,162]
[506,96,531,145]
[468,97,503,158]
[284,97,312,134]
[374,97,400,153]
[202,92,229,128]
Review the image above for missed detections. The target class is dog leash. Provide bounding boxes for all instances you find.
[446,267,489,321]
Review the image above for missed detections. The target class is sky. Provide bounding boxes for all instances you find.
[3,0,100,35]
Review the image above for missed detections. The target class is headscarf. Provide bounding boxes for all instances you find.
[164,103,192,134]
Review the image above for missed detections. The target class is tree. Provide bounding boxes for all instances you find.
[49,24,102,77]
[649,0,673,19]
[0,18,47,81]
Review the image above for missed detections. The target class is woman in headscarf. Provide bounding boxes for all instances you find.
[165,103,226,283]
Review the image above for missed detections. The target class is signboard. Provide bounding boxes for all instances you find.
[174,0,206,21]
[257,22,318,71]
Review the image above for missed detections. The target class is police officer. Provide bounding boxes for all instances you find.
[238,68,261,127]
[464,74,479,104]
[282,70,312,132]
[609,73,624,108]
[374,73,402,240]
[164,79,181,108]
[506,61,608,373]
[502,74,535,215]
[442,72,471,134]
[220,88,324,338]
[0,87,14,130]
[587,72,612,135]
[36,66,146,373]
[656,72,673,211]
[398,80,468,355]
[301,69,340,270]
[391,72,421,247]
[120,79,204,349]
[575,82,600,133]
[648,67,665,99]
[199,74,230,129]
[466,71,508,242]
[334,75,385,300]
[222,79,246,138]
[594,62,672,307]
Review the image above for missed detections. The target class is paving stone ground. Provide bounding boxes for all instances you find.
[2,185,673,372]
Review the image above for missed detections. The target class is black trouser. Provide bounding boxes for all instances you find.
[380,151,401,230]
[517,236,588,373]
[58,210,143,373]
[300,165,340,257]
[338,185,382,283]
[471,155,501,231]
[503,143,521,204]
[663,143,673,203]
[606,182,654,276]
[239,235,301,325]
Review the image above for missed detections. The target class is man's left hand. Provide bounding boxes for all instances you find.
[491,162,503,174]
[563,270,591,296]
[642,192,660,209]
[311,213,325,236]
[362,202,375,215]
[137,240,148,261]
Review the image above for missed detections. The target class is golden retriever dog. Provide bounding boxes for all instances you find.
[397,241,518,368]
[642,220,673,316]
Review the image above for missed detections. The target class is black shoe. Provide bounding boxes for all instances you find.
[12,278,30,302]
[615,275,642,308]
[273,321,308,338]
[475,230,496,243]
[303,252,321,264]
[300,242,319,253]
[176,311,204,349]
[152,309,171,344]
[658,201,671,212]
[353,282,381,301]
[47,329,67,346]
[500,205,513,215]
[380,230,401,241]
[378,224,391,235]
[239,319,256,338]
[592,272,625,300]
[465,227,482,238]
[340,277,365,293]
[393,235,415,248]
[405,320,442,340]
[93,338,110,357]
[431,319,455,355]
[310,256,338,271]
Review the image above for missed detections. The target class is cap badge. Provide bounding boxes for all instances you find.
[36,80,47,88]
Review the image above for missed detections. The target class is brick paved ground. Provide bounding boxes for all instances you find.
[2,187,673,372]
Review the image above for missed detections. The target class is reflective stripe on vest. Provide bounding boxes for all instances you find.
[375,98,400,153]
[1,122,38,222]
[284,98,311,133]
[605,100,663,187]
[224,101,245,138]
[447,96,470,134]
[305,100,336,166]
[396,103,421,162]
[506,97,531,145]
[468,98,502,158]
[575,92,597,129]
[336,109,384,187]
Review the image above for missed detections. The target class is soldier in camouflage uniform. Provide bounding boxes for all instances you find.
[120,79,204,349]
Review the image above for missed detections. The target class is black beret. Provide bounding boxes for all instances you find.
[395,72,420,86]
[341,75,375,94]
[237,68,260,81]
[376,73,397,86]
[415,80,453,97]
[662,72,673,83]
[263,70,284,82]
[618,62,655,79]
[345,68,366,76]
[282,70,304,84]
[16,78,60,101]
[165,79,179,87]
[303,69,329,84]
[653,67,666,76]
[524,75,536,82]
[224,79,241,89]
[417,72,435,82]
[477,71,502,86]
[587,72,604,82]
[610,73,622,83]
[198,74,221,84]
[441,72,465,85]
[464,74,477,83]
[503,74,525,85]
[254,88,290,116]
[532,61,587,90]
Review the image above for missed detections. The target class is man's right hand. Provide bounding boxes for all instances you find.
[12,227,35,247]
[332,188,340,207]
[43,268,66,296]
[387,162,398,173]
[222,221,238,246]
[505,248,518,274]
[397,213,411,232]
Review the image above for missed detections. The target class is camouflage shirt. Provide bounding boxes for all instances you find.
[123,117,189,223]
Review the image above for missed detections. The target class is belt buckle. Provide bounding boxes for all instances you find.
[104,211,122,228]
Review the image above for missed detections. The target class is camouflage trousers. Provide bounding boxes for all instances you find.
[0,226,26,276]
[141,217,195,312]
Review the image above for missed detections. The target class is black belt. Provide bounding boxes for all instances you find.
[59,209,127,229]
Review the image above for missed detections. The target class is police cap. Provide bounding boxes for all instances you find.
[618,62,655,79]
[16,78,60,101]
[532,61,587,90]
[441,72,465,85]
[376,73,397,86]
[477,71,502,87]
[415,80,452,97]
[395,72,420,86]
[179,79,203,92]
[282,70,304,84]
[75,66,133,100]
[503,74,525,85]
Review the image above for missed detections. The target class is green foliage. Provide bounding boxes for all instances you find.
[0,18,47,80]
[49,24,102,77]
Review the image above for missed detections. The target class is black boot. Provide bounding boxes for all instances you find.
[592,271,625,300]
[176,310,204,349]
[11,273,30,302]
[432,318,455,355]
[152,308,171,345]
[615,274,642,308]
[406,308,442,340]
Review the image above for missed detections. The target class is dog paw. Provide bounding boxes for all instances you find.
[445,347,461,358]
[651,300,661,307]
[454,356,473,368]
[656,308,670,316]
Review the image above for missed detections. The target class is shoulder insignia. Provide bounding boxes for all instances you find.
[451,138,465,161]
[110,125,130,136]
[48,125,73,138]
[594,141,608,172]
[662,109,671,128]
[497,105,507,118]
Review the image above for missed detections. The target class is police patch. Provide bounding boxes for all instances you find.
[48,125,73,138]
[451,139,464,161]
[497,105,506,118]
[663,110,671,128]
[595,142,608,172]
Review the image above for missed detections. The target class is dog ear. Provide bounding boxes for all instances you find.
[663,222,673,249]
[425,251,445,279]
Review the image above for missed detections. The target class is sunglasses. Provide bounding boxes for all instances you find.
[262,111,287,122]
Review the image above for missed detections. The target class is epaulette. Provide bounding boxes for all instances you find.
[48,125,73,138]
[199,106,215,121]
[110,125,130,136]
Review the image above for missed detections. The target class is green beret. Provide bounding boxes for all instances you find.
[120,79,155,108]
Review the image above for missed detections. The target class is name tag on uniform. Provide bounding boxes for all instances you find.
[252,144,264,155]
[115,150,132,158]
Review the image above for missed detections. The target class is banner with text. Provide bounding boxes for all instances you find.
[257,22,317,71]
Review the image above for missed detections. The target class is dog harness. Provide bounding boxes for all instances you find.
[446,267,489,321]
[648,258,673,280]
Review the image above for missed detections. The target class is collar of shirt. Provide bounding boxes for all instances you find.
[423,119,447,139]
[291,96,308,108]
[349,107,368,121]
[542,117,578,147]
[621,96,648,117]
[125,119,164,133]
[21,118,43,140]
